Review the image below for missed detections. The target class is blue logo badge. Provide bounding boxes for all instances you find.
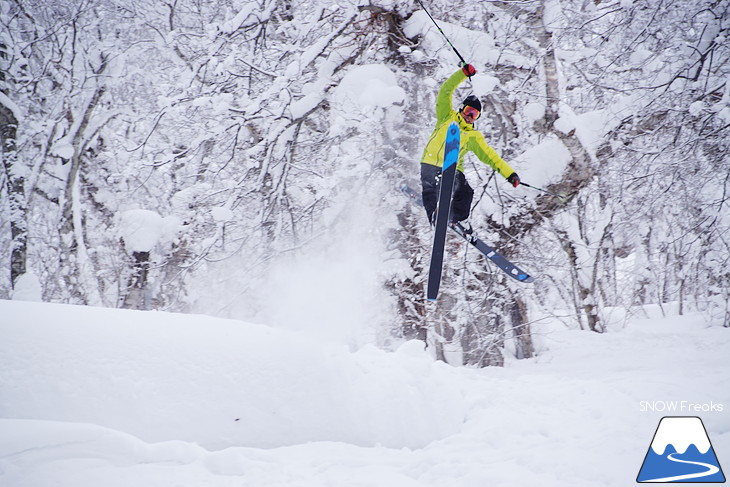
[637,416,726,483]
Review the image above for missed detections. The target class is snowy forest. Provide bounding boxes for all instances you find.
[1,0,729,365]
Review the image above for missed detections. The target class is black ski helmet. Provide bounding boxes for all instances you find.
[460,94,481,113]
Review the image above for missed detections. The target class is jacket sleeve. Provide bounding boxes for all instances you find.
[435,69,467,123]
[468,132,515,179]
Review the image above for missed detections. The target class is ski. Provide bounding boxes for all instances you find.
[427,122,461,301]
[401,185,535,284]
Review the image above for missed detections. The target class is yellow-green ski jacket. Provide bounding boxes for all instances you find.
[421,69,515,177]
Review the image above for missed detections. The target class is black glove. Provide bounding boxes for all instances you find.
[507,172,520,188]
[461,63,477,77]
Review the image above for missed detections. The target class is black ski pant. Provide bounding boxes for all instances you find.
[420,163,474,224]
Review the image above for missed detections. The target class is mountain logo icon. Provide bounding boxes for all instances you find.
[637,416,726,483]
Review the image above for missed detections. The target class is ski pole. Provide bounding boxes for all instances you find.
[414,0,468,68]
[520,182,566,200]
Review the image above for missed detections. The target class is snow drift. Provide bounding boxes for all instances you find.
[0,300,464,450]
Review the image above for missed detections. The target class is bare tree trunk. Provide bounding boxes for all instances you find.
[121,251,151,310]
[56,50,108,302]
[430,290,459,364]
[0,102,25,290]
[152,236,194,312]
[0,50,26,293]
[508,292,535,359]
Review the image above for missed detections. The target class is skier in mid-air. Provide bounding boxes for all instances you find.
[420,63,520,228]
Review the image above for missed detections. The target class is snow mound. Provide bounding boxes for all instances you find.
[0,300,465,450]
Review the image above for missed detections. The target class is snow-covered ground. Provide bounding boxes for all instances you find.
[1,299,728,486]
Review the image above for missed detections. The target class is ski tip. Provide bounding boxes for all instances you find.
[511,267,534,283]
[427,297,438,302]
